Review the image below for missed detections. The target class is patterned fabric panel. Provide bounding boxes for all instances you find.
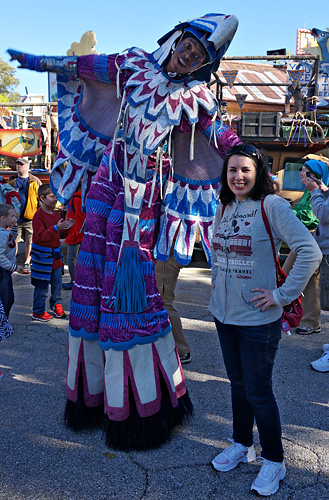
[103,333,185,420]
[69,143,171,350]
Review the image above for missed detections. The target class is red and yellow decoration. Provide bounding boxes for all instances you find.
[0,129,41,158]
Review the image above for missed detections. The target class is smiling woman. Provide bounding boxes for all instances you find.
[210,143,322,496]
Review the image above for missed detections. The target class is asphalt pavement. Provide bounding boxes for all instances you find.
[0,251,328,500]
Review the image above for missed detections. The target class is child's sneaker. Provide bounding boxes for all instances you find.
[212,439,256,472]
[52,304,67,319]
[0,371,3,381]
[32,311,53,322]
[251,458,286,496]
[22,263,31,274]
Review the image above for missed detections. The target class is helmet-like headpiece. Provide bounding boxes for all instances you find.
[152,13,239,82]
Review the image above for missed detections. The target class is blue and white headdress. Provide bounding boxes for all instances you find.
[152,13,239,82]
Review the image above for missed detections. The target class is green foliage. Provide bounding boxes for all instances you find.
[0,59,20,102]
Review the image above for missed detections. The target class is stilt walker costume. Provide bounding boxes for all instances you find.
[8,13,240,450]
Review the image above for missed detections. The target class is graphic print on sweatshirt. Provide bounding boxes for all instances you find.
[213,208,258,280]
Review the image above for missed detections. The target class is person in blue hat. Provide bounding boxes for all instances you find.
[285,157,329,336]
[302,157,329,372]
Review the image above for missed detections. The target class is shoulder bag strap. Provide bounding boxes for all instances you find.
[261,196,280,285]
[221,204,226,219]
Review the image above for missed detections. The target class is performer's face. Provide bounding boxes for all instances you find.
[165,37,207,75]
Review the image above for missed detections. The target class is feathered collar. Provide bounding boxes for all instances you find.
[122,48,217,122]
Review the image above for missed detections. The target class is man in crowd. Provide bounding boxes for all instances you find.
[9,157,41,273]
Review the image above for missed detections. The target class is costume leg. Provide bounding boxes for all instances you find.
[155,252,190,356]
[103,333,193,450]
[65,334,105,429]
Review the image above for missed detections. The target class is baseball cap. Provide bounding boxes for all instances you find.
[15,157,30,165]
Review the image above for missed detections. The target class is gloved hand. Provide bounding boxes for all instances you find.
[7,49,78,76]
[7,49,25,67]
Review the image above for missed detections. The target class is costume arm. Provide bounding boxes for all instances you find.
[8,49,127,84]
[7,50,78,77]
[201,114,278,184]
[201,113,241,158]
[77,54,127,85]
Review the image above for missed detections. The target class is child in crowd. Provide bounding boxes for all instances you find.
[62,188,85,291]
[31,185,74,322]
[0,204,23,317]
[0,203,23,381]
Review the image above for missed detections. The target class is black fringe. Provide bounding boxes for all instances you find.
[64,367,104,431]
[104,373,193,451]
[64,367,193,450]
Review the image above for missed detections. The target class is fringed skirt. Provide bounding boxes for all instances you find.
[65,331,193,450]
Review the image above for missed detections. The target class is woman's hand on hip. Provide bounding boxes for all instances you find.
[250,288,276,312]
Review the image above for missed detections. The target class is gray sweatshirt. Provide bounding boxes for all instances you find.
[209,195,322,326]
[0,226,18,273]
[310,188,329,254]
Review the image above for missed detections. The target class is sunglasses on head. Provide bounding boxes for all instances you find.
[226,144,260,159]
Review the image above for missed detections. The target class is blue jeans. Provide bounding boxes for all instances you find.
[0,268,14,318]
[33,266,63,314]
[214,317,283,463]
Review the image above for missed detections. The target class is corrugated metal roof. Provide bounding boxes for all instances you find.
[217,61,288,105]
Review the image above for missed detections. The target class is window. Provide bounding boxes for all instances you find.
[282,159,304,191]
[267,156,273,172]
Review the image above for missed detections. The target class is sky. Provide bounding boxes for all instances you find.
[1,0,329,99]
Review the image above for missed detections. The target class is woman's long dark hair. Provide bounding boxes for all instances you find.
[220,146,274,205]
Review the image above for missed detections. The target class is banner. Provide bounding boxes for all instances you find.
[235,94,247,109]
[287,69,304,88]
[0,129,41,157]
[222,70,238,88]
[27,116,42,128]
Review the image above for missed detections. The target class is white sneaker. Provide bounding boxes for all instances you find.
[251,458,286,496]
[322,344,329,352]
[212,439,256,472]
[311,351,329,372]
